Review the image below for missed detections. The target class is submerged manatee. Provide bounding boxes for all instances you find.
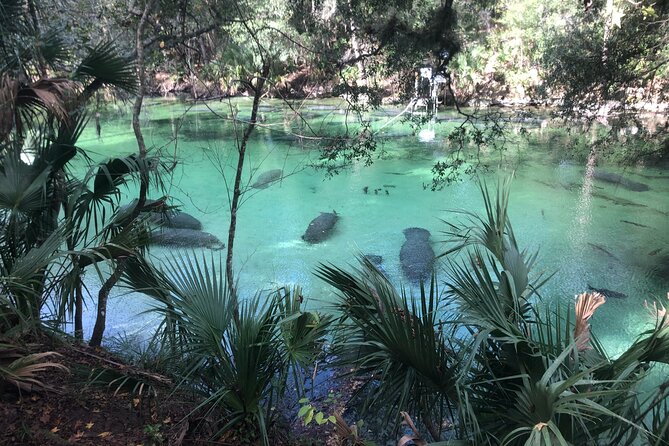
[400,227,435,283]
[593,170,650,192]
[150,228,224,250]
[148,211,202,230]
[364,254,387,275]
[364,254,383,266]
[116,199,202,230]
[587,284,628,299]
[251,169,283,189]
[302,212,339,243]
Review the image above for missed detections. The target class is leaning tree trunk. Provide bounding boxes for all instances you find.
[89,0,155,347]
[74,277,84,341]
[225,62,270,305]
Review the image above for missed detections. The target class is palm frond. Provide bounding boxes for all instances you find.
[93,155,145,197]
[276,285,332,394]
[0,225,67,325]
[317,257,459,438]
[445,248,527,337]
[0,75,19,140]
[0,343,68,392]
[74,42,138,94]
[37,110,88,172]
[0,153,50,218]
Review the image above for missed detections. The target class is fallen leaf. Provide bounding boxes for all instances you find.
[132,398,140,407]
[98,431,112,438]
[50,426,60,433]
[85,422,94,429]
[31,395,40,401]
[163,416,171,424]
[92,408,101,413]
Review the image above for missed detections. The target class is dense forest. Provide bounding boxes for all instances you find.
[1,0,669,444]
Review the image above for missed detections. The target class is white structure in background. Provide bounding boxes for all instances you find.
[412,65,448,142]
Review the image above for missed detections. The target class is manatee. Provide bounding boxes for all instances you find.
[400,227,435,283]
[593,170,650,192]
[587,284,628,299]
[150,228,224,250]
[114,198,162,225]
[302,212,339,244]
[251,169,283,189]
[648,254,669,280]
[148,211,202,230]
[117,199,203,230]
[364,254,383,266]
[364,254,387,275]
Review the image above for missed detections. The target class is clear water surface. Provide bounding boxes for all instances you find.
[73,97,669,357]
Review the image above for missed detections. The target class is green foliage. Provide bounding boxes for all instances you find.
[123,253,332,445]
[318,179,669,444]
[143,423,164,446]
[74,41,138,94]
[0,342,68,392]
[297,394,338,426]
[0,0,162,343]
[317,256,458,440]
[542,1,669,115]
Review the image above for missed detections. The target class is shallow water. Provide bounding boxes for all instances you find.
[73,98,668,357]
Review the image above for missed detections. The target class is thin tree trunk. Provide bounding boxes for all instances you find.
[89,0,155,347]
[74,278,83,341]
[346,0,365,84]
[89,262,126,347]
[225,62,270,304]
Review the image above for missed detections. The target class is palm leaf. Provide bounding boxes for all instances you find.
[0,154,50,217]
[0,343,68,392]
[276,285,332,394]
[74,42,138,94]
[317,257,459,436]
[124,252,287,445]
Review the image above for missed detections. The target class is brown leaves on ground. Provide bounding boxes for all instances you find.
[0,342,194,446]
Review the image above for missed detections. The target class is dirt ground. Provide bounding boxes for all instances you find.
[0,342,362,446]
[0,342,195,446]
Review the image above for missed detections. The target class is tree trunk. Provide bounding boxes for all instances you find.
[225,62,270,305]
[89,261,126,347]
[88,0,155,346]
[74,278,83,341]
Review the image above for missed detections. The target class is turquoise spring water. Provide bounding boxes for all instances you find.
[72,97,668,358]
